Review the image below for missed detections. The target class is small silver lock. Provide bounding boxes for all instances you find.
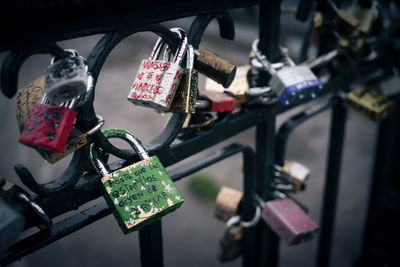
[252,39,323,106]
[45,49,91,105]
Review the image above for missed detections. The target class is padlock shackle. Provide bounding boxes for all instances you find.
[90,128,150,177]
[102,128,149,160]
[169,28,194,70]
[252,39,277,75]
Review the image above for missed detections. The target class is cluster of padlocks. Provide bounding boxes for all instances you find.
[1,0,400,262]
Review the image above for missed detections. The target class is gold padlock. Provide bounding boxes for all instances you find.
[343,87,396,122]
[214,186,243,222]
[347,7,375,34]
[281,161,310,193]
[205,65,250,104]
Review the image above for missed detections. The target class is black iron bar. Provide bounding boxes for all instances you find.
[316,100,347,267]
[275,97,336,165]
[139,221,164,267]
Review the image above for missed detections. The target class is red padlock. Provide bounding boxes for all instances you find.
[197,89,237,112]
[19,96,77,152]
[261,198,318,246]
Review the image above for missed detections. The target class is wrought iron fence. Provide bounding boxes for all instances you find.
[0,0,399,266]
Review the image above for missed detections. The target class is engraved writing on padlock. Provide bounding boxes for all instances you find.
[261,198,318,246]
[127,30,188,111]
[214,186,243,222]
[15,76,46,132]
[343,87,396,122]
[45,49,89,105]
[90,128,184,233]
[19,95,77,153]
[205,65,250,103]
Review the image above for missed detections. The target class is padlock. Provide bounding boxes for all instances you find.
[218,206,261,262]
[0,176,28,204]
[347,7,376,34]
[205,65,250,104]
[260,198,318,246]
[38,115,105,163]
[180,113,214,134]
[0,176,52,230]
[44,49,90,105]
[168,28,199,114]
[90,128,184,234]
[197,90,237,112]
[194,49,237,88]
[0,198,25,255]
[16,77,98,163]
[343,87,396,122]
[252,39,324,106]
[276,161,310,193]
[127,29,188,111]
[218,215,243,262]
[18,93,78,153]
[214,186,243,222]
[15,75,46,132]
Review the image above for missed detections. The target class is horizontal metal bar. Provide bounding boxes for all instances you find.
[0,0,262,51]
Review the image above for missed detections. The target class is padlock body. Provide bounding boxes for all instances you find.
[282,161,310,192]
[214,186,243,222]
[16,76,45,132]
[205,65,250,103]
[343,87,396,122]
[101,156,184,234]
[38,128,87,163]
[269,66,323,106]
[45,56,88,105]
[127,59,184,111]
[261,198,318,246]
[199,90,237,112]
[169,69,198,114]
[19,104,77,152]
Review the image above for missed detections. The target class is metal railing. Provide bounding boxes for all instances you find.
[0,0,397,266]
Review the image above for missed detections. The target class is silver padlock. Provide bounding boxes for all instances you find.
[252,39,323,106]
[127,29,188,111]
[45,49,91,105]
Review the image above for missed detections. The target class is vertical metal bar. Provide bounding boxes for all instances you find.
[254,106,279,267]
[358,105,400,266]
[139,221,164,267]
[254,0,282,266]
[242,147,257,267]
[316,101,347,267]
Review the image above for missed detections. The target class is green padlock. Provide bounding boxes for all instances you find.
[90,128,184,234]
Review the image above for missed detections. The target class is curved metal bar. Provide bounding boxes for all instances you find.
[188,12,235,49]
[14,145,89,197]
[1,44,68,99]
[78,24,186,161]
[275,97,336,166]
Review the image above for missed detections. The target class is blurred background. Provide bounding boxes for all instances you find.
[0,6,377,267]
